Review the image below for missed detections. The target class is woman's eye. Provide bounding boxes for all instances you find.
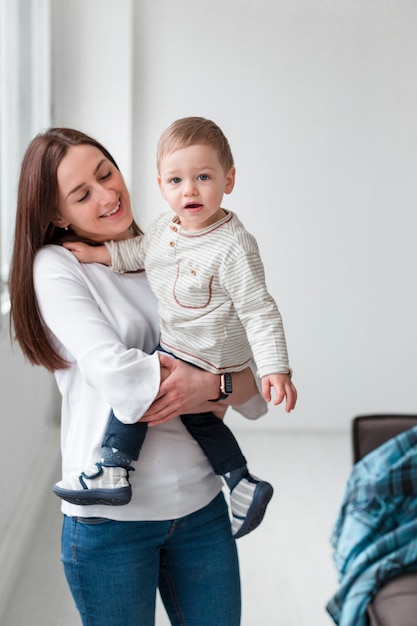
[77,191,89,203]
[99,171,111,181]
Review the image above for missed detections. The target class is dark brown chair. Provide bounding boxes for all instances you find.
[352,414,417,626]
[352,414,417,464]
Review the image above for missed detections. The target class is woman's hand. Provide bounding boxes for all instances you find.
[141,353,261,427]
[141,354,219,426]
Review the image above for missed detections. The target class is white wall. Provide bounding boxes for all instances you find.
[130,0,417,431]
[51,0,134,186]
[50,0,417,431]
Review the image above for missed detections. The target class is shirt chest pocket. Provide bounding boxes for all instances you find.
[173,260,214,309]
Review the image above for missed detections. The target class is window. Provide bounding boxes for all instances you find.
[0,0,50,316]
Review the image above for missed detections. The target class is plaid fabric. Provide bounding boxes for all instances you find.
[326,426,417,626]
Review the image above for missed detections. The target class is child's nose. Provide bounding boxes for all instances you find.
[183,181,197,195]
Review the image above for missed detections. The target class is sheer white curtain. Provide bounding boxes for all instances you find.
[0,0,51,315]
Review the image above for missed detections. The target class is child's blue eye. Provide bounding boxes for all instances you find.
[171,177,181,184]
[198,174,209,181]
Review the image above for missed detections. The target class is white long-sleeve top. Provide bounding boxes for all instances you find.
[108,211,290,378]
[34,245,222,520]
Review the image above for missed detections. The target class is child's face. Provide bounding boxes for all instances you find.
[157,144,235,231]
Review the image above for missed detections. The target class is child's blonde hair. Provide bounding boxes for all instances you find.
[157,117,234,173]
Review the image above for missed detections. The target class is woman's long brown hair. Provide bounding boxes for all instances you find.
[9,128,142,372]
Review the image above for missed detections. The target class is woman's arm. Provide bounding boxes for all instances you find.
[142,353,263,426]
[34,247,160,423]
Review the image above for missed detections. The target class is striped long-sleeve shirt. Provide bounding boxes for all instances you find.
[107,210,290,378]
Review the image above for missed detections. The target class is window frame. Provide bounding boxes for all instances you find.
[0,0,51,316]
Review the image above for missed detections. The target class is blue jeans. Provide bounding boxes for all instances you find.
[61,492,241,626]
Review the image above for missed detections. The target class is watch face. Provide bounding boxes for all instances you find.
[223,373,233,394]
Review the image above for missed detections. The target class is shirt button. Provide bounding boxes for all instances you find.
[169,241,175,247]
[171,226,178,233]
[191,269,197,275]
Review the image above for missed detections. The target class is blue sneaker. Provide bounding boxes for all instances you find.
[230,474,273,539]
[53,463,132,506]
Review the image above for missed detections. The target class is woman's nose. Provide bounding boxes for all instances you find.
[98,186,117,205]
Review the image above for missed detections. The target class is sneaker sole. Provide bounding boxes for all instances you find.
[233,482,274,539]
[52,484,132,506]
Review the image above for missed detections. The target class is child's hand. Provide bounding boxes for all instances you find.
[62,241,111,265]
[261,372,297,412]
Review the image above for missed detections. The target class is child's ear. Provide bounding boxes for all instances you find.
[157,176,167,200]
[224,167,236,195]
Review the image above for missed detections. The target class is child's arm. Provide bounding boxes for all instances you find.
[261,372,297,412]
[63,241,111,265]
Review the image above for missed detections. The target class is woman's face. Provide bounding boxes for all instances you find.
[55,144,134,242]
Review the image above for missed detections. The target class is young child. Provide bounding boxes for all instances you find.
[55,117,297,539]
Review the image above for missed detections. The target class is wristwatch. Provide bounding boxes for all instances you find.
[209,373,233,402]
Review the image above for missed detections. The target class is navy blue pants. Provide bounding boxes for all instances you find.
[102,410,246,475]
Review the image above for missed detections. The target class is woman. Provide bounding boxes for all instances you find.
[9,128,266,626]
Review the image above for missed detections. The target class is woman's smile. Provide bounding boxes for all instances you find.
[100,201,121,218]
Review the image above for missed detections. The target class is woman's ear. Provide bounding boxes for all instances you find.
[52,215,69,229]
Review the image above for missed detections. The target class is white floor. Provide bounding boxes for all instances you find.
[1,431,351,626]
